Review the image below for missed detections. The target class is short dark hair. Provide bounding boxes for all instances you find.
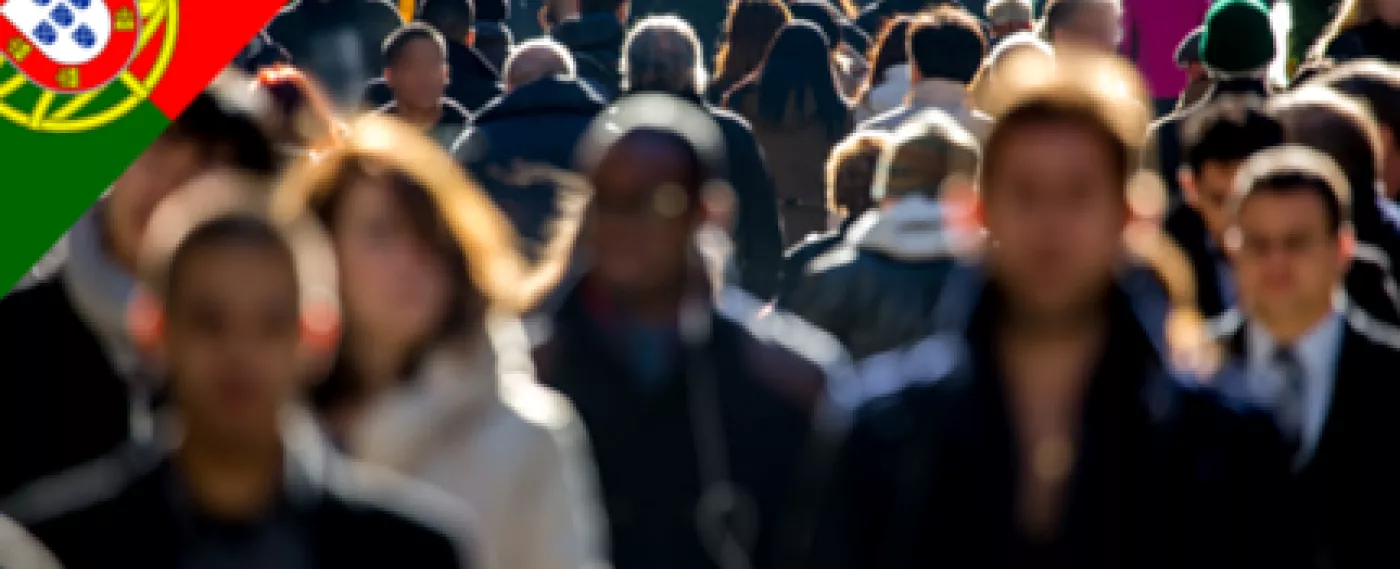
[383,22,447,67]
[1041,0,1117,39]
[165,215,296,302]
[907,6,987,85]
[1181,96,1284,175]
[418,0,474,31]
[982,93,1131,195]
[1239,171,1348,233]
[1269,87,1385,216]
[474,0,508,22]
[788,0,841,49]
[1320,61,1400,141]
[165,79,277,176]
[578,0,625,14]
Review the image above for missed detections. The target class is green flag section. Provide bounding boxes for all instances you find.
[0,0,288,293]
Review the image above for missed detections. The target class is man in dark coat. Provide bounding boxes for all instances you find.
[1146,0,1274,203]
[782,110,973,359]
[374,23,474,148]
[363,0,505,113]
[533,94,839,569]
[805,72,1302,569]
[613,17,785,299]
[472,0,514,73]
[1165,95,1284,319]
[266,0,404,109]
[0,76,279,501]
[1211,145,1400,569]
[551,0,628,100]
[452,39,605,260]
[4,204,476,569]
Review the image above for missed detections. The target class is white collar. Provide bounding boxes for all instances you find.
[908,78,971,110]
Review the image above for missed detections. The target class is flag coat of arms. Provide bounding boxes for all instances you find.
[0,0,140,92]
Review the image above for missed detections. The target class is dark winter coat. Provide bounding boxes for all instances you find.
[266,0,404,108]
[375,97,473,149]
[361,41,504,114]
[1324,20,1400,64]
[779,198,961,359]
[452,77,605,259]
[533,276,837,569]
[1212,307,1400,569]
[806,279,1306,569]
[552,13,626,101]
[1146,78,1271,204]
[1163,205,1233,319]
[2,436,476,569]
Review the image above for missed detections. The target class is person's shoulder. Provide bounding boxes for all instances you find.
[322,454,478,564]
[1344,308,1400,356]
[0,270,66,318]
[3,444,161,534]
[718,289,856,412]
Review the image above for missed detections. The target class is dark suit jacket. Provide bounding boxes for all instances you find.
[806,283,1305,569]
[1163,205,1231,319]
[1214,308,1400,569]
[2,437,475,569]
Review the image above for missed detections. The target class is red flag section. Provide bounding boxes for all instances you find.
[146,0,287,118]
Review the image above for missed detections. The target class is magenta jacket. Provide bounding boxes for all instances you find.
[1121,0,1212,99]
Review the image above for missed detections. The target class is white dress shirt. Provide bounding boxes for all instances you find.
[1245,313,1345,468]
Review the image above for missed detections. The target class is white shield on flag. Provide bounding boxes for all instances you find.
[1,0,111,65]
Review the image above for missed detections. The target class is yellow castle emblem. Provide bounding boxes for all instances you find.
[115,7,135,32]
[6,38,30,63]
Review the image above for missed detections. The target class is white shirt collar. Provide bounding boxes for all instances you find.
[909,78,971,110]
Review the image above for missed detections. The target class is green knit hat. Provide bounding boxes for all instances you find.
[1199,0,1275,76]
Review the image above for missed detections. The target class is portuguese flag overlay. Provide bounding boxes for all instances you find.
[0,0,287,291]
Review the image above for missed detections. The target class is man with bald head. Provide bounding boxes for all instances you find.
[452,38,604,260]
[619,15,784,299]
[504,38,578,92]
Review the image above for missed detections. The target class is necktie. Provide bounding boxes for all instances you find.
[1272,346,1307,453]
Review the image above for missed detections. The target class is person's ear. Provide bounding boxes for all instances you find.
[1339,225,1357,273]
[1178,166,1199,206]
[298,287,342,384]
[383,68,395,86]
[465,29,476,47]
[127,286,166,366]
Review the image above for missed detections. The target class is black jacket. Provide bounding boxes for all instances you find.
[267,0,404,108]
[806,279,1304,569]
[1214,308,1400,569]
[533,277,835,569]
[778,218,856,301]
[1163,205,1232,319]
[1146,78,1270,204]
[375,97,473,149]
[3,439,475,569]
[362,41,504,114]
[779,200,961,359]
[1324,20,1400,64]
[552,13,625,100]
[0,274,134,500]
[452,77,604,259]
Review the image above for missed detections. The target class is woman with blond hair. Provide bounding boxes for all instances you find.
[1312,0,1400,63]
[273,114,604,569]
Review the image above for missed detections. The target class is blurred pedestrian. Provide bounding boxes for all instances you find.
[266,0,405,109]
[1167,96,1285,319]
[1147,0,1276,202]
[552,0,629,100]
[1038,0,1122,52]
[233,31,292,75]
[453,39,604,261]
[852,16,912,123]
[1172,26,1210,112]
[708,0,792,105]
[277,115,605,569]
[255,65,346,161]
[1316,60,1400,200]
[986,0,1034,45]
[623,16,785,299]
[789,0,870,97]
[805,51,1302,569]
[858,6,991,140]
[783,110,977,359]
[0,75,278,500]
[474,0,515,72]
[364,0,506,114]
[1213,145,1400,569]
[374,23,473,148]
[4,172,478,569]
[629,0,731,60]
[725,22,854,246]
[1119,0,1209,118]
[533,94,839,569]
[778,131,888,300]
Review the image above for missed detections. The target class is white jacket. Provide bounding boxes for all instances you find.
[352,315,606,569]
[856,77,991,141]
[0,515,61,569]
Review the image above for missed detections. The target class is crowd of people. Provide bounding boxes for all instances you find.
[3,0,1400,568]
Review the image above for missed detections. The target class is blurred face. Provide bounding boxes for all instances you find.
[1055,3,1122,52]
[105,135,208,271]
[982,122,1127,317]
[1228,189,1349,324]
[1184,160,1241,243]
[387,38,448,110]
[586,136,698,295]
[164,243,300,445]
[332,177,453,350]
[1379,0,1400,25]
